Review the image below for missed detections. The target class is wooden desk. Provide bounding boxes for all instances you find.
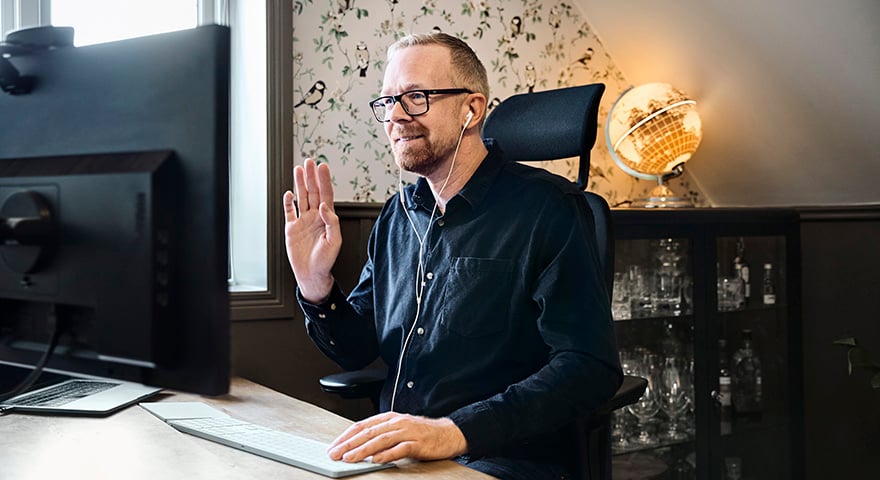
[0,377,492,480]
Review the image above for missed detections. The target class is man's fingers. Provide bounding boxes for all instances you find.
[293,163,308,212]
[304,159,321,214]
[316,162,335,212]
[282,190,298,220]
[336,426,402,464]
[318,202,340,242]
[328,413,395,461]
[369,442,414,465]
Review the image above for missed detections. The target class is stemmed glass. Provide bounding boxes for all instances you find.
[657,355,693,440]
[611,351,636,451]
[625,352,660,446]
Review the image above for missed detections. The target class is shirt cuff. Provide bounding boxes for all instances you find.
[447,402,499,459]
[297,283,345,319]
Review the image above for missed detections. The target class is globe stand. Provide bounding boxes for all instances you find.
[631,170,693,208]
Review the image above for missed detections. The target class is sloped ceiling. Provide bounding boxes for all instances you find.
[580,0,880,207]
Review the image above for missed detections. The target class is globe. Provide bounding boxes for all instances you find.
[605,83,703,207]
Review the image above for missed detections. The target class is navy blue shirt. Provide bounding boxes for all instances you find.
[299,139,622,466]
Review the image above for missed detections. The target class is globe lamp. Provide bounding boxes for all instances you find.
[605,83,702,208]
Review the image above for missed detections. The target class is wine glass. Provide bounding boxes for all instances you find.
[657,355,693,440]
[625,352,660,446]
[611,351,637,451]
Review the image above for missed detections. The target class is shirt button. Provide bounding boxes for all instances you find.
[329,340,336,346]
[437,219,445,227]
[417,327,425,335]
[406,381,414,389]
[330,303,337,311]
[426,272,434,280]
[318,313,326,319]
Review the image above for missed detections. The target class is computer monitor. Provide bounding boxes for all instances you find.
[0,25,230,396]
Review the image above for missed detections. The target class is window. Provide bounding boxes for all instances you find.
[1,0,293,320]
[51,0,197,46]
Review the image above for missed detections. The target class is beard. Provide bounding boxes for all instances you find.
[390,126,458,177]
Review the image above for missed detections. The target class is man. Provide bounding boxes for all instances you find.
[283,33,621,480]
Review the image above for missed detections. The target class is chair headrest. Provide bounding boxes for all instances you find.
[481,84,605,189]
[482,84,605,162]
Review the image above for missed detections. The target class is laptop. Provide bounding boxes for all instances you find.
[0,363,161,416]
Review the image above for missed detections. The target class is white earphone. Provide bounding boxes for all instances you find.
[464,111,474,128]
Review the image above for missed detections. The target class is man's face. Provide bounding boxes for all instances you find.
[381,45,467,177]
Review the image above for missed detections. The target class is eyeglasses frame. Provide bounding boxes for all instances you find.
[368,88,473,123]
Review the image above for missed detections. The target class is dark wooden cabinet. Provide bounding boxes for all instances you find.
[609,208,803,480]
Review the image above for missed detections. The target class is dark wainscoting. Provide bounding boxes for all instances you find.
[230,202,384,421]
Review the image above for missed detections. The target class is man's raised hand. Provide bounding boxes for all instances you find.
[282,159,341,303]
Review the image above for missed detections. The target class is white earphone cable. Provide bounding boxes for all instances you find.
[389,118,469,412]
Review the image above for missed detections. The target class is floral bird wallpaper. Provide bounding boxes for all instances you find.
[292,0,705,207]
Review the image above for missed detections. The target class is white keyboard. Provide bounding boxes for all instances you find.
[169,416,394,478]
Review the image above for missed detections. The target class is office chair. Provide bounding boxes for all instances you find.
[320,84,647,480]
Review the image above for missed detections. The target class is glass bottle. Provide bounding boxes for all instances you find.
[762,263,776,305]
[718,339,733,434]
[734,237,751,304]
[731,329,762,421]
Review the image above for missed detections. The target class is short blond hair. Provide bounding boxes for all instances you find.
[388,33,490,99]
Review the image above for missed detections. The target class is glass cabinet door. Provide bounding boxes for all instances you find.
[609,209,801,480]
[611,237,698,479]
[710,235,793,480]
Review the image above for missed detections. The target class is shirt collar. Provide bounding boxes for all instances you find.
[404,138,505,213]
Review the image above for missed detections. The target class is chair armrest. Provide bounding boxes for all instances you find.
[319,367,386,400]
[598,375,648,414]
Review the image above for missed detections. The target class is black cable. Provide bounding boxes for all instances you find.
[0,305,65,407]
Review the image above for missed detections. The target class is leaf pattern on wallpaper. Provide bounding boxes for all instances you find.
[293,0,705,206]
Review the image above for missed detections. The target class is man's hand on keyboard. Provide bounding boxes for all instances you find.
[327,412,467,464]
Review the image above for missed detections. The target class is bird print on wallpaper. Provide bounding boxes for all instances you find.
[548,7,561,29]
[575,47,594,66]
[509,16,522,38]
[295,81,326,108]
[524,63,536,93]
[337,0,353,14]
[355,42,370,77]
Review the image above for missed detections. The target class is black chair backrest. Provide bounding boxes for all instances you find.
[481,84,614,294]
[482,85,645,480]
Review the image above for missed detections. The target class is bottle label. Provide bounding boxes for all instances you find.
[763,293,776,305]
[719,376,732,406]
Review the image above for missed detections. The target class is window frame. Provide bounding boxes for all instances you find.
[230,0,295,321]
[0,0,295,321]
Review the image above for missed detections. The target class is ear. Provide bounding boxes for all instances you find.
[462,94,487,130]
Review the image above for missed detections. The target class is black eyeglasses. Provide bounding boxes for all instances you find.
[368,88,472,123]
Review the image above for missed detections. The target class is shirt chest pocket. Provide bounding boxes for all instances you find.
[441,257,514,337]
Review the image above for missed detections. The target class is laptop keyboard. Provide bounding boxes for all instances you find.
[8,380,118,407]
